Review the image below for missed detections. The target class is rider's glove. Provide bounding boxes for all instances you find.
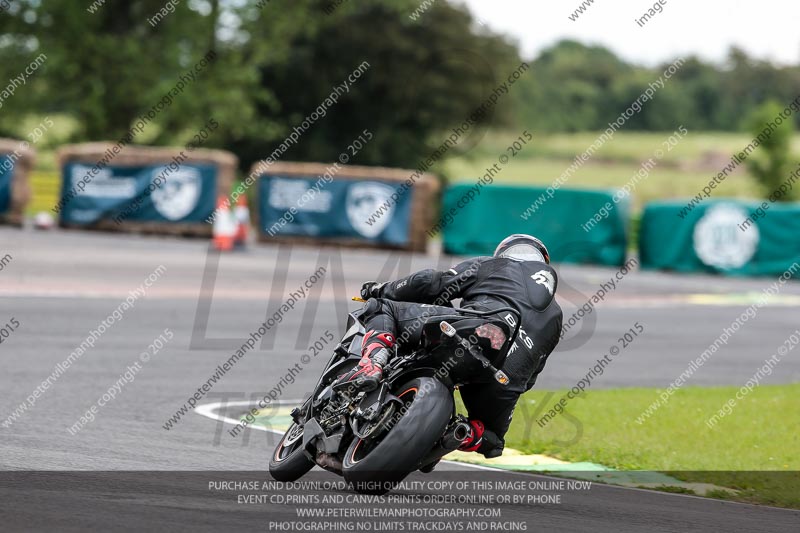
[360,281,384,300]
[458,419,504,458]
[458,419,485,453]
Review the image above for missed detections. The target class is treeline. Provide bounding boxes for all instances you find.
[512,41,800,132]
[1,0,799,173]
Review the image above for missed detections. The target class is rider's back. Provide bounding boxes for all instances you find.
[460,256,563,392]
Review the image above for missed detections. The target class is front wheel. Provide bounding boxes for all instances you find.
[269,421,314,482]
[342,377,453,493]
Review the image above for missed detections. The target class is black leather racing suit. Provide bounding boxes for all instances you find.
[360,256,563,455]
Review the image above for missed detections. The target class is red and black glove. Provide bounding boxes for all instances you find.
[459,419,504,458]
[459,419,485,453]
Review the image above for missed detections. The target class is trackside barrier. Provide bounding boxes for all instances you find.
[640,199,800,276]
[57,143,237,237]
[0,138,35,226]
[441,184,628,266]
[252,162,439,253]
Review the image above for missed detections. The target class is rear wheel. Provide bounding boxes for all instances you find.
[342,377,452,493]
[269,421,314,482]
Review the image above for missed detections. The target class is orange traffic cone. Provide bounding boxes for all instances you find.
[212,196,236,251]
[234,194,250,247]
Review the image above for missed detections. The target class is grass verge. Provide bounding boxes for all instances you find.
[28,171,60,215]
[475,384,799,508]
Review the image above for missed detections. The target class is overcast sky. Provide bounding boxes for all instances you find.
[458,0,799,66]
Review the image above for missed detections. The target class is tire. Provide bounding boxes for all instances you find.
[342,377,452,493]
[270,359,358,482]
[269,356,357,482]
[269,421,314,482]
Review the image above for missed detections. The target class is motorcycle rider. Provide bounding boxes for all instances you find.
[338,234,563,459]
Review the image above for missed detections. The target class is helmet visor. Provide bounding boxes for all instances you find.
[498,243,545,262]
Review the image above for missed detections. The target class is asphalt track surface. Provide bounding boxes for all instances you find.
[1,227,799,531]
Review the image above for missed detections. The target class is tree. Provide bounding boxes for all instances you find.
[746,101,796,200]
[513,40,632,132]
[1,0,520,172]
[2,1,193,139]
[0,0,270,148]
[230,0,521,170]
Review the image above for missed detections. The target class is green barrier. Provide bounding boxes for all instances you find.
[440,184,629,266]
[640,200,800,276]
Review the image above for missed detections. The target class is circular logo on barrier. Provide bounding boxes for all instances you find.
[346,182,396,238]
[151,167,202,221]
[693,204,758,269]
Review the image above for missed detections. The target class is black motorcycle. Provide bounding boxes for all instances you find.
[268,299,520,493]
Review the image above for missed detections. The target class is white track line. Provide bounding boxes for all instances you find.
[195,399,495,471]
[193,400,800,510]
[194,400,290,432]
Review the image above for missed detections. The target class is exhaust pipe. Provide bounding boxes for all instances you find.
[440,421,471,451]
[418,420,472,468]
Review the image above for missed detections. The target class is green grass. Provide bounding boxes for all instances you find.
[493,384,800,508]
[13,114,79,173]
[29,171,59,214]
[450,130,800,166]
[444,156,761,211]
[440,130,766,211]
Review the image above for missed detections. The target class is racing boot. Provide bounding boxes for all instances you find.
[337,330,395,392]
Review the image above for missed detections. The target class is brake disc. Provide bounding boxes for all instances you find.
[283,422,304,446]
[352,402,397,440]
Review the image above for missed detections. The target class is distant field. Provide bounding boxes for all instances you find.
[454,130,777,164]
[441,130,765,211]
[29,171,59,215]
[15,114,76,173]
